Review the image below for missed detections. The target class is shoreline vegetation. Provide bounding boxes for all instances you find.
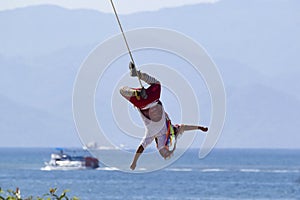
[0,188,79,200]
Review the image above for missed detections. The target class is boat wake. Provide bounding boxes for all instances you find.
[40,166,86,171]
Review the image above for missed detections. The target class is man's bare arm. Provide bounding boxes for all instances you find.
[130,145,144,170]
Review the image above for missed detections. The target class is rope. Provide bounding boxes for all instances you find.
[109,0,143,88]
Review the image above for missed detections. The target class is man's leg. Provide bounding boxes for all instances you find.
[175,124,208,137]
[156,134,175,159]
[159,148,174,160]
[139,72,160,85]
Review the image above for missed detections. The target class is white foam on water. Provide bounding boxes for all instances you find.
[240,169,261,173]
[240,169,300,173]
[40,166,86,171]
[97,167,120,171]
[265,169,300,174]
[201,168,227,172]
[165,168,193,172]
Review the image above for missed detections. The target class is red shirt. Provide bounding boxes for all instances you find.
[129,83,161,109]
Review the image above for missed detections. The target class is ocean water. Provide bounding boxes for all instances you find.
[0,148,300,200]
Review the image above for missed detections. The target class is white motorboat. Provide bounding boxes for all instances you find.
[42,149,99,170]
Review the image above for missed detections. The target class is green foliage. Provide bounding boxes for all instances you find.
[0,188,79,200]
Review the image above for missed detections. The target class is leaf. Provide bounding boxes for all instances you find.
[0,187,80,200]
[62,190,70,194]
[49,188,57,195]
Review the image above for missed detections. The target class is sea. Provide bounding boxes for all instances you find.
[0,148,300,200]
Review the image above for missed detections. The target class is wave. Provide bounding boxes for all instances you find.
[269,169,299,173]
[96,167,147,171]
[165,168,193,172]
[201,168,228,172]
[164,167,300,174]
[239,169,300,174]
[40,166,86,171]
[96,167,120,171]
[240,169,261,173]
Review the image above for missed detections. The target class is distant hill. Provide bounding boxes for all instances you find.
[0,94,79,147]
[0,1,299,148]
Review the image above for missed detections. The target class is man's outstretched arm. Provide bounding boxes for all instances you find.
[129,62,159,85]
[130,145,144,170]
[139,72,160,85]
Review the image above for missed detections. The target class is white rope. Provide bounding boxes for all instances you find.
[109,0,143,88]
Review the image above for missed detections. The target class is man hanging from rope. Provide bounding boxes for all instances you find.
[120,62,208,170]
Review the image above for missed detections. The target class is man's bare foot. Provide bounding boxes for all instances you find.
[198,126,208,132]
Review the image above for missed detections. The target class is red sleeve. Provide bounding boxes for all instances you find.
[129,83,161,109]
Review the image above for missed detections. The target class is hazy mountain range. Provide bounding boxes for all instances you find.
[0,0,299,148]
